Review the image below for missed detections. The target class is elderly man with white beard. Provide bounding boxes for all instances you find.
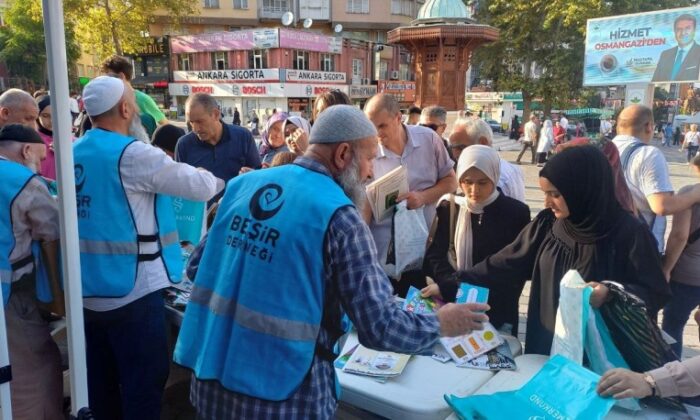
[175,105,490,419]
[73,76,224,420]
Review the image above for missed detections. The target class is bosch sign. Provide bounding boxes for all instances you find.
[242,86,267,95]
[191,86,214,94]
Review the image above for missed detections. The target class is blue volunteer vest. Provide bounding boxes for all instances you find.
[73,128,182,297]
[0,159,53,304]
[174,164,352,401]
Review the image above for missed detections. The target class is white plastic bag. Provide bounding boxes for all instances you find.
[383,201,428,278]
[551,270,591,363]
[551,270,640,411]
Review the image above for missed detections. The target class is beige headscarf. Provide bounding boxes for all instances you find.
[454,145,501,270]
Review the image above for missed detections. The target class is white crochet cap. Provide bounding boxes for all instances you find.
[82,76,125,117]
[309,105,377,144]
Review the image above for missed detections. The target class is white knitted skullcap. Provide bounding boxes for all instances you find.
[82,76,125,117]
[309,105,377,144]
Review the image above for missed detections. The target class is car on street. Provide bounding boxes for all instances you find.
[485,119,503,133]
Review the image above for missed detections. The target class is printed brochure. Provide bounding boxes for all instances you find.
[342,345,411,378]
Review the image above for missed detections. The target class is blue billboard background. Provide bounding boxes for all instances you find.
[585,7,700,85]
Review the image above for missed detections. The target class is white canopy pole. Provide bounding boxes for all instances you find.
[41,0,90,416]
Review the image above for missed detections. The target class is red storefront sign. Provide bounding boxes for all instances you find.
[191,86,214,94]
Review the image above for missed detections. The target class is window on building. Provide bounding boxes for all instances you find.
[352,58,363,80]
[379,60,388,80]
[204,0,220,8]
[212,52,228,70]
[249,50,269,69]
[178,54,193,71]
[391,0,413,16]
[320,54,335,72]
[293,50,309,70]
[233,0,248,8]
[347,0,368,14]
[262,0,290,13]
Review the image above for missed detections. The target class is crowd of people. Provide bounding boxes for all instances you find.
[3,53,700,419]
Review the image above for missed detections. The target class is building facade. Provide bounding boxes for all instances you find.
[148,0,422,121]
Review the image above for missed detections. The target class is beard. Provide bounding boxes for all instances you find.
[129,115,151,143]
[337,154,368,211]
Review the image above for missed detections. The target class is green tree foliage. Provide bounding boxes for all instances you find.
[65,0,198,59]
[0,0,81,87]
[470,0,697,119]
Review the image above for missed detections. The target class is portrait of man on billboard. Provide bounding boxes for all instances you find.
[652,13,700,82]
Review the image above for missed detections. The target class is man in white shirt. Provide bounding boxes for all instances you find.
[449,117,526,203]
[614,104,700,253]
[516,114,539,164]
[364,94,457,295]
[74,76,224,419]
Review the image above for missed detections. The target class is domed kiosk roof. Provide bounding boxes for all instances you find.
[416,0,471,21]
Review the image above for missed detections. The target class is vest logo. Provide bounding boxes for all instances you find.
[249,184,284,221]
[74,164,91,219]
[74,164,86,193]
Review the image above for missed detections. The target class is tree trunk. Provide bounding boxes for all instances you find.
[543,97,552,118]
[104,0,122,56]
[522,90,532,122]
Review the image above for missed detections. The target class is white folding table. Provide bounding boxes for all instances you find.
[336,332,523,420]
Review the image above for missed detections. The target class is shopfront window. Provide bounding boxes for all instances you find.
[293,50,309,70]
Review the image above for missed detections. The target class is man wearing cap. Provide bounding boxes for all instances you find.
[75,76,224,419]
[364,94,457,296]
[175,105,489,419]
[0,124,63,418]
[0,89,39,129]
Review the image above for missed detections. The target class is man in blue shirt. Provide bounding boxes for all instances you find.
[175,93,261,202]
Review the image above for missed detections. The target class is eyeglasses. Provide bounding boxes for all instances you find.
[419,123,443,132]
[449,143,468,151]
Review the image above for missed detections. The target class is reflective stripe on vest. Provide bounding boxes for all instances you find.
[189,286,319,341]
[74,129,183,297]
[174,164,352,400]
[0,270,12,305]
[79,231,177,255]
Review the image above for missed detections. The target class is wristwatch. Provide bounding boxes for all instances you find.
[643,374,657,397]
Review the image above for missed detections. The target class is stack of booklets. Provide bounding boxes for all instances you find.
[402,285,516,371]
[335,343,411,383]
[365,165,409,222]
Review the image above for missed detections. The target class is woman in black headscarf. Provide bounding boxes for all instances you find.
[445,146,671,355]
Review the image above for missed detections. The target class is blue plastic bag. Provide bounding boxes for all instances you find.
[445,354,615,420]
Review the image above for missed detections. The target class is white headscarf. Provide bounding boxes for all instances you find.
[454,145,501,270]
[284,115,311,137]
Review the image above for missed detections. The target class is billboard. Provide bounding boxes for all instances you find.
[279,28,342,54]
[171,29,278,54]
[585,6,700,85]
